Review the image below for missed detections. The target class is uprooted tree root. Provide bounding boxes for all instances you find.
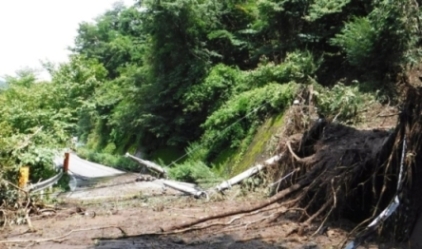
[145,83,422,246]
[0,179,58,232]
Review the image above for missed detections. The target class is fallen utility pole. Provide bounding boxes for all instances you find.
[162,180,208,199]
[215,153,283,192]
[125,152,167,178]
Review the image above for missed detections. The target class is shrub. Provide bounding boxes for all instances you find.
[245,51,320,87]
[201,82,298,161]
[305,0,351,22]
[102,142,117,154]
[330,17,377,67]
[183,64,244,114]
[183,50,318,120]
[168,161,218,184]
[314,83,375,122]
[17,147,57,182]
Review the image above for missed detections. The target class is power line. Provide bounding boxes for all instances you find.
[165,106,262,167]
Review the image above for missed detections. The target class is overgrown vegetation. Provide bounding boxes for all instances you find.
[1,0,421,190]
[0,71,67,184]
[1,0,422,246]
[314,83,375,122]
[168,161,219,185]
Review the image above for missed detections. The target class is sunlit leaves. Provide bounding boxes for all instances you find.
[305,0,351,22]
[314,83,375,122]
[330,17,376,66]
[201,82,298,160]
[0,74,68,181]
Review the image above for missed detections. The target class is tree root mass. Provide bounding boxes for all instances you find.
[162,83,422,245]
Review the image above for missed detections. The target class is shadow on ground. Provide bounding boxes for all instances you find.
[90,234,317,249]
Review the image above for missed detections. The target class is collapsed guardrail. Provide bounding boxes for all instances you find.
[24,153,68,193]
[25,171,64,193]
[215,154,284,192]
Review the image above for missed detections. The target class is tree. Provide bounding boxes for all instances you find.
[0,72,68,182]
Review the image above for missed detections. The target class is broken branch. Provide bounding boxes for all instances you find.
[166,176,311,231]
[0,226,126,244]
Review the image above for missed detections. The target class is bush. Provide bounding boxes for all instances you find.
[245,51,320,87]
[183,64,244,115]
[314,83,375,122]
[201,82,298,161]
[168,161,218,184]
[330,17,377,67]
[102,142,117,154]
[183,50,318,125]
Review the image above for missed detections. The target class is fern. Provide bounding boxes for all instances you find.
[330,17,376,67]
[314,83,374,122]
[201,82,298,161]
[306,0,351,22]
[208,30,247,47]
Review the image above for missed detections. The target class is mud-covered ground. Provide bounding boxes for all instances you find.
[0,173,403,249]
[0,102,402,249]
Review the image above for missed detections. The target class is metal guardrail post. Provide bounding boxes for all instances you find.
[64,152,69,173]
[19,166,29,189]
[22,152,67,193]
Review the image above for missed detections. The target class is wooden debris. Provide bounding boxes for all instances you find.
[135,174,157,182]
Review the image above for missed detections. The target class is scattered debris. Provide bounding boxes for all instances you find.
[135,175,157,182]
[145,82,422,248]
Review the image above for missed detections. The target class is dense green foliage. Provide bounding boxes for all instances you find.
[168,161,219,184]
[1,0,421,183]
[314,82,375,122]
[0,71,67,183]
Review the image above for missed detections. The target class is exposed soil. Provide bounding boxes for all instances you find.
[0,100,406,249]
[1,176,402,249]
[1,187,352,249]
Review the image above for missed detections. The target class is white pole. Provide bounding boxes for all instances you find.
[125,152,167,177]
[215,154,283,192]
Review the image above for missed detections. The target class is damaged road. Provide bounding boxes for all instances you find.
[3,84,421,249]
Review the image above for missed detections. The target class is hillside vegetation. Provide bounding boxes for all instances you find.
[0,0,421,185]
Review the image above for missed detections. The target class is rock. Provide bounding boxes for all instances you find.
[300,242,319,249]
[171,236,185,244]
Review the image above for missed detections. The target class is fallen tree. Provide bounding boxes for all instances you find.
[155,81,422,247]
